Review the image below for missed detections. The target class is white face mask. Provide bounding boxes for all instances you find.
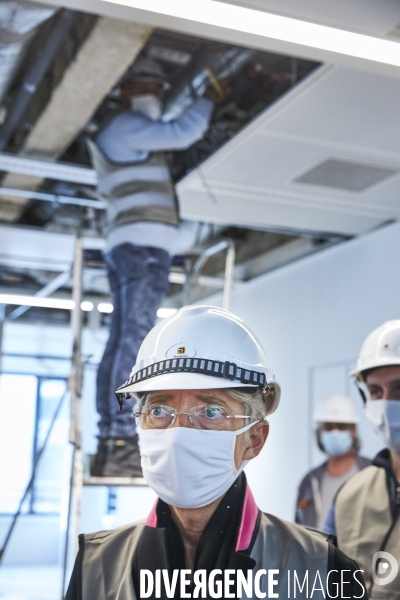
[138,423,254,508]
[365,400,400,452]
[130,94,162,121]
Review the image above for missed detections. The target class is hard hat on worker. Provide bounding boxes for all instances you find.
[313,394,360,424]
[351,320,400,380]
[121,56,170,90]
[116,305,281,416]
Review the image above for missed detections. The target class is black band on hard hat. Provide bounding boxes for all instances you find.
[115,358,268,409]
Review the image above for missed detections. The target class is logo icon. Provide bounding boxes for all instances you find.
[372,551,398,586]
[166,344,196,359]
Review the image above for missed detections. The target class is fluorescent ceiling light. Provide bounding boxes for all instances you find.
[104,0,400,67]
[0,293,94,311]
[98,302,114,314]
[81,301,94,312]
[96,304,177,317]
[157,308,178,319]
[0,294,178,318]
[0,293,74,310]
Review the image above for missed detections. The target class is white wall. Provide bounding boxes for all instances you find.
[224,221,400,521]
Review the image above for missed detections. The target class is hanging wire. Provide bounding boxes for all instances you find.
[197,164,219,206]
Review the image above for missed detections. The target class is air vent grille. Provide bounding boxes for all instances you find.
[294,159,398,192]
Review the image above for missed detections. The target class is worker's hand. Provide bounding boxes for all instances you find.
[203,85,222,104]
[203,67,231,103]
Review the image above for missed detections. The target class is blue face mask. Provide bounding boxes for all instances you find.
[320,429,353,456]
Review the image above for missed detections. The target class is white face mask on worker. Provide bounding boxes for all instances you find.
[138,423,254,508]
[365,400,400,452]
[130,94,162,121]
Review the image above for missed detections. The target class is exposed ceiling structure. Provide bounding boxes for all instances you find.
[0,0,399,321]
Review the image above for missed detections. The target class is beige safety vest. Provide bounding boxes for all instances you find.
[81,513,331,600]
[87,139,179,235]
[335,465,400,599]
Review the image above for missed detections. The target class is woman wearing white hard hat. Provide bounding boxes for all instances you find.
[295,394,370,530]
[66,306,366,600]
[324,320,400,598]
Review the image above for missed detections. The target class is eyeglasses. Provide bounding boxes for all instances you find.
[134,403,255,430]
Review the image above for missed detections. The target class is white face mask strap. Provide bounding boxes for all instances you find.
[235,420,259,436]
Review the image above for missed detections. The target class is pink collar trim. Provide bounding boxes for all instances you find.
[145,484,259,552]
[145,500,158,527]
[235,484,259,552]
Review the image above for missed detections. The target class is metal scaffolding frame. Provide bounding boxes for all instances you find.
[191,238,235,310]
[61,234,84,597]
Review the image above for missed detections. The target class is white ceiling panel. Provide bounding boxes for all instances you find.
[228,0,400,38]
[178,179,385,235]
[200,132,400,206]
[260,67,400,152]
[178,64,400,236]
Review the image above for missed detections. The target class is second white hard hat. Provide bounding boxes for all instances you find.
[351,320,400,379]
[116,305,281,415]
[313,394,360,424]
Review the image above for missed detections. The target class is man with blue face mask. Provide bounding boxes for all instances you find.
[87,57,213,477]
[66,306,366,600]
[295,395,370,530]
[324,320,400,598]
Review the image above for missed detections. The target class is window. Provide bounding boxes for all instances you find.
[0,374,69,514]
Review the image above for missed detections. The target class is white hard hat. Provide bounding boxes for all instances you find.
[313,394,360,424]
[116,305,281,415]
[121,56,170,89]
[351,320,400,380]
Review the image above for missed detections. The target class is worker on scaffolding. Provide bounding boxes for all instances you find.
[87,57,213,477]
[66,306,366,599]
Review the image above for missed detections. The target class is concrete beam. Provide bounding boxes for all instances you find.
[2,17,152,220]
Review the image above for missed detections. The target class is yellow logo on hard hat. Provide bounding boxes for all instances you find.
[166,343,196,359]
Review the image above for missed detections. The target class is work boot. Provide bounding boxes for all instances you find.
[90,438,109,476]
[90,435,143,477]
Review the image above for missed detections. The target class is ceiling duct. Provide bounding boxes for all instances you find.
[162,46,255,121]
[0,0,56,104]
[0,7,76,152]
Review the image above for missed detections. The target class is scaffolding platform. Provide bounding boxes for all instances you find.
[83,476,147,487]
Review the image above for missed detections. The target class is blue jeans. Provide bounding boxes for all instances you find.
[96,243,171,438]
